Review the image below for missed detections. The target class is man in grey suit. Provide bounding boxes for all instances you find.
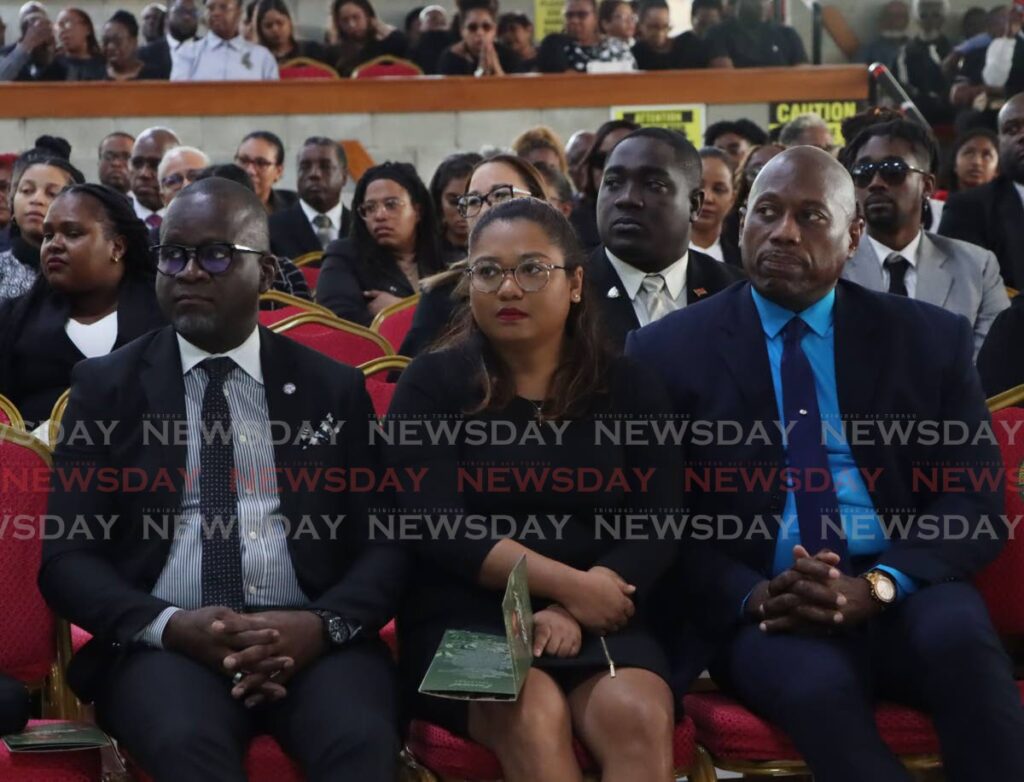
[841,118,1008,358]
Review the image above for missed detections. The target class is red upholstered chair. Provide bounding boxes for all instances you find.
[401,715,707,781]
[300,265,320,295]
[0,393,24,429]
[0,424,103,781]
[370,293,419,353]
[351,56,423,78]
[360,356,410,417]
[278,57,339,80]
[258,292,334,326]
[272,312,393,366]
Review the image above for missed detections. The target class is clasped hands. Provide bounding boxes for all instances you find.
[746,545,881,635]
[532,565,636,658]
[163,608,326,708]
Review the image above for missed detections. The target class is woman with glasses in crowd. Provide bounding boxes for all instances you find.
[316,161,441,326]
[56,7,106,80]
[102,10,165,80]
[390,197,681,782]
[569,119,638,251]
[599,0,637,47]
[437,0,523,76]
[254,0,330,65]
[537,0,636,72]
[399,154,549,357]
[327,0,408,77]
[430,152,483,265]
[0,146,85,303]
[234,131,298,215]
[0,185,165,427]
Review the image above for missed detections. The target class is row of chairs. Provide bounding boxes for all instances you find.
[278,55,425,80]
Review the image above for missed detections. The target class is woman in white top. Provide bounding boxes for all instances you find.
[690,146,742,268]
[0,184,165,426]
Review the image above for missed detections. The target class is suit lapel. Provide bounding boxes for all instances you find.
[138,327,188,539]
[587,246,641,336]
[997,178,1024,288]
[834,281,883,416]
[717,284,778,413]
[686,252,713,304]
[843,240,885,291]
[915,232,953,307]
[292,204,320,254]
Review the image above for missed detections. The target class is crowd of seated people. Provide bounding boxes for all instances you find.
[0,0,980,82]
[3,68,1024,779]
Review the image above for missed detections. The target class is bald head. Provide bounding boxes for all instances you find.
[741,146,862,312]
[165,176,269,249]
[998,93,1024,183]
[131,127,182,211]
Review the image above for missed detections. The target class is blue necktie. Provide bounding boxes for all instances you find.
[781,317,848,569]
[199,357,245,611]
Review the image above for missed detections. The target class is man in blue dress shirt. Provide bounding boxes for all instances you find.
[628,146,1024,781]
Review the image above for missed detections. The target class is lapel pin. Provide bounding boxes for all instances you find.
[694,287,708,298]
[607,287,620,299]
[283,383,296,395]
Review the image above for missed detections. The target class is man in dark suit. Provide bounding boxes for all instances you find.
[628,146,1024,781]
[39,178,405,782]
[138,0,200,79]
[590,126,744,348]
[939,93,1024,287]
[269,137,352,262]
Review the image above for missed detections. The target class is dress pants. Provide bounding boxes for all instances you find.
[711,582,1024,782]
[0,673,29,735]
[94,641,399,782]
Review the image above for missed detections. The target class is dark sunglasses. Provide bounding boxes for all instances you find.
[152,243,263,276]
[466,21,494,32]
[849,157,928,189]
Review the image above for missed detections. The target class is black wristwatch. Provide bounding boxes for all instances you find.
[311,610,362,647]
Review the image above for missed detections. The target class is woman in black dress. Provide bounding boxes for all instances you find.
[436,0,522,76]
[327,0,408,76]
[390,198,681,781]
[101,11,166,80]
[428,152,482,266]
[255,0,329,65]
[316,161,442,326]
[0,185,165,426]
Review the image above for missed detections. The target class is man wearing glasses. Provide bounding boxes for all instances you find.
[841,118,1007,359]
[41,177,406,782]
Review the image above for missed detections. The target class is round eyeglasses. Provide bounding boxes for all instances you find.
[465,259,567,293]
[457,185,533,218]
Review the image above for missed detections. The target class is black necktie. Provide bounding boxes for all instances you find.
[781,318,848,569]
[199,357,244,611]
[884,253,910,297]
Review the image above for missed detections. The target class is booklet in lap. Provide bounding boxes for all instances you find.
[419,555,534,701]
[3,722,110,753]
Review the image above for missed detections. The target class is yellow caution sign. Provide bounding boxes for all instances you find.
[610,104,706,149]
[534,0,564,40]
[768,100,868,146]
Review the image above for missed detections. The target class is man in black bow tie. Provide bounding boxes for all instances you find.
[40,178,406,782]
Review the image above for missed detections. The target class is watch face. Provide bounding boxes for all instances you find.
[328,616,350,645]
[874,574,897,603]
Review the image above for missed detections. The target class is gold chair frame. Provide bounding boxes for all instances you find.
[292,251,324,268]
[271,311,395,356]
[0,392,25,430]
[369,292,421,334]
[259,289,334,316]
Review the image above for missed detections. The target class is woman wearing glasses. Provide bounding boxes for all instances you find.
[399,154,548,357]
[316,161,441,326]
[390,198,681,782]
[0,185,164,427]
[437,0,523,76]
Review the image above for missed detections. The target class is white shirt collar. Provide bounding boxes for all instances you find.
[298,198,343,231]
[867,231,923,268]
[209,31,244,48]
[166,31,193,50]
[1015,182,1024,209]
[130,193,163,221]
[176,326,263,384]
[605,248,689,300]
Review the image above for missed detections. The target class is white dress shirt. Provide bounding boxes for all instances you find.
[130,193,164,224]
[166,31,197,71]
[299,198,344,246]
[868,231,922,299]
[1015,182,1024,212]
[170,31,279,81]
[65,312,118,359]
[606,248,689,327]
[690,238,724,263]
[983,34,1021,88]
[137,327,307,647]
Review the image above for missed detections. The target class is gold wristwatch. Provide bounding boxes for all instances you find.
[862,570,897,606]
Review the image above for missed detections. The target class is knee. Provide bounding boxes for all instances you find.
[588,688,673,755]
[902,585,1003,673]
[768,655,863,720]
[145,720,241,774]
[473,678,571,755]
